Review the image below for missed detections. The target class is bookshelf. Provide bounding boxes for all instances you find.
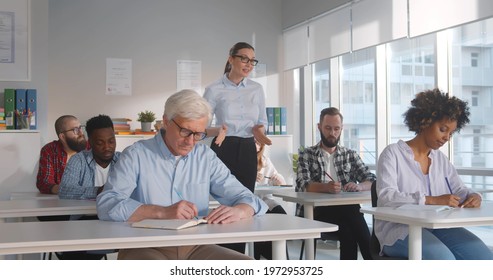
[115,134,154,152]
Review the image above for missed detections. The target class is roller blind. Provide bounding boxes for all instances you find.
[309,7,351,63]
[283,24,308,71]
[352,0,408,51]
[409,0,493,37]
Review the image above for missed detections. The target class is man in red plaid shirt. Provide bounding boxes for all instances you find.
[36,115,87,194]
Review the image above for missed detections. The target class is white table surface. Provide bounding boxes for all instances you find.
[9,191,59,201]
[0,199,96,220]
[273,191,371,259]
[360,202,493,260]
[254,185,295,196]
[0,214,337,260]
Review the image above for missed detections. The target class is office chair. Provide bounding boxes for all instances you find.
[370,181,406,260]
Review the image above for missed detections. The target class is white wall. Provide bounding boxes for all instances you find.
[47,0,283,143]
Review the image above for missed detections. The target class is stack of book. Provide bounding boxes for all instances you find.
[2,88,37,130]
[112,118,132,134]
[266,107,287,135]
[0,108,5,130]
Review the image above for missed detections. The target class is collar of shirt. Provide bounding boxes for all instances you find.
[221,73,248,88]
[156,129,190,162]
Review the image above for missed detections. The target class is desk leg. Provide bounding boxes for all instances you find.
[272,240,287,260]
[304,204,315,260]
[246,242,254,258]
[408,225,422,260]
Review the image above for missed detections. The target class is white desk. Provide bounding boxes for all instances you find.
[0,199,96,222]
[254,185,295,196]
[360,202,493,260]
[273,191,371,260]
[9,191,58,201]
[0,214,337,260]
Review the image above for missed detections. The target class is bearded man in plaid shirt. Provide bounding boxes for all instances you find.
[296,107,376,260]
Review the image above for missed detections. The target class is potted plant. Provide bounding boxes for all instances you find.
[137,110,156,132]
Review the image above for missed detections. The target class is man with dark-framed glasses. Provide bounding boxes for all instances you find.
[97,89,267,260]
[36,115,87,194]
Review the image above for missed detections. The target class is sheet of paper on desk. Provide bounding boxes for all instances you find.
[132,218,208,230]
[397,204,454,212]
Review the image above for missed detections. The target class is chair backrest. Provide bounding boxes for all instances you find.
[371,180,378,207]
[369,180,407,260]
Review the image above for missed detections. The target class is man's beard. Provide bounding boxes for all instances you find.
[320,130,339,148]
[66,136,87,152]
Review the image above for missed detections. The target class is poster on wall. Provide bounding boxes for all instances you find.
[177,60,201,94]
[0,0,30,81]
[106,58,132,96]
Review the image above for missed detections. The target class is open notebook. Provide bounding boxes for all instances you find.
[132,218,208,230]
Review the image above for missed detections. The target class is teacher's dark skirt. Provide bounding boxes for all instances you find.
[211,136,257,254]
[210,136,257,193]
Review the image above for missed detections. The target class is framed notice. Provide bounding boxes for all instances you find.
[0,0,30,81]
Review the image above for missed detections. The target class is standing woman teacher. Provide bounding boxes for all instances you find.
[204,42,272,193]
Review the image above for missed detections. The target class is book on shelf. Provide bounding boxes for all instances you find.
[273,107,281,135]
[280,107,287,135]
[4,89,15,129]
[112,117,132,133]
[26,89,37,129]
[133,129,157,135]
[132,218,208,230]
[266,107,274,135]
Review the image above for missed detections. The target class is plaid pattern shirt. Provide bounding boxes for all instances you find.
[36,140,68,194]
[295,142,376,215]
[59,150,121,200]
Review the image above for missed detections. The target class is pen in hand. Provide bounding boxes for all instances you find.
[324,171,334,182]
[445,177,463,208]
[445,177,453,194]
[175,190,199,219]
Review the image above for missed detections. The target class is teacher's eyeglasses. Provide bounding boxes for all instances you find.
[232,55,258,66]
[171,119,207,141]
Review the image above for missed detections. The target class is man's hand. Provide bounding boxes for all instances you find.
[326,181,342,194]
[253,125,272,146]
[205,204,253,224]
[168,200,199,219]
[343,182,362,192]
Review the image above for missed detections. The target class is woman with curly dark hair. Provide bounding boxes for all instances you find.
[375,88,492,259]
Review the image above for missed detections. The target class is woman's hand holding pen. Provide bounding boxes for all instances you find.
[460,193,482,208]
[426,194,461,207]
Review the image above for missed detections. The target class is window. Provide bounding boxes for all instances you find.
[340,48,377,165]
[388,34,436,143]
[449,18,493,190]
[471,52,479,67]
[313,59,330,132]
[472,91,479,106]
